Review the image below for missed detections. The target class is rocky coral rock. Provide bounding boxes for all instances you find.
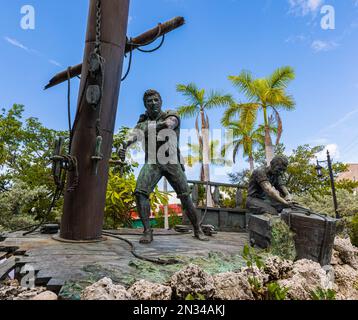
[241,266,269,286]
[333,237,358,270]
[264,256,293,281]
[129,280,172,300]
[0,281,47,301]
[213,272,254,300]
[330,249,343,266]
[277,259,333,300]
[31,291,58,300]
[169,264,215,300]
[333,264,358,300]
[81,277,132,300]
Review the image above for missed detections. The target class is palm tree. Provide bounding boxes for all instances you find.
[221,122,264,172]
[225,66,295,164]
[185,140,231,180]
[177,83,233,206]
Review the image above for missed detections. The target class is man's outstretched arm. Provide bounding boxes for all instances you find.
[279,185,293,202]
[156,116,179,131]
[118,118,147,161]
[260,181,290,206]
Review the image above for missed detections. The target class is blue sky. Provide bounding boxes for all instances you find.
[1,0,358,183]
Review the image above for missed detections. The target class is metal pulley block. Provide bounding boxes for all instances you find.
[86,85,102,109]
[51,136,65,186]
[88,52,102,74]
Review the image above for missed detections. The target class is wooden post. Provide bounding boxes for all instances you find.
[60,0,130,241]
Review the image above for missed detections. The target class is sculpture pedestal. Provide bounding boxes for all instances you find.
[248,210,337,266]
[281,209,337,266]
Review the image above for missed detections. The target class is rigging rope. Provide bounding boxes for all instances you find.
[121,23,166,82]
[102,231,182,265]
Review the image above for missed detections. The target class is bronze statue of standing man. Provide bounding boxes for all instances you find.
[119,89,208,244]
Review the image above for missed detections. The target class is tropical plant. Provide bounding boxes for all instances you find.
[350,213,358,247]
[0,104,68,190]
[295,189,358,218]
[177,83,233,206]
[242,244,265,270]
[248,276,265,300]
[221,121,265,171]
[185,293,206,300]
[310,288,336,300]
[104,171,169,229]
[226,66,296,164]
[154,207,182,229]
[186,140,230,181]
[0,179,58,231]
[266,282,289,300]
[111,126,139,176]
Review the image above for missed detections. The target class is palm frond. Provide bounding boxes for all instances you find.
[187,142,201,154]
[239,104,259,131]
[275,94,296,110]
[265,88,296,110]
[268,66,295,89]
[176,83,202,105]
[205,91,234,110]
[228,70,258,101]
[221,103,241,126]
[184,155,201,167]
[177,104,198,119]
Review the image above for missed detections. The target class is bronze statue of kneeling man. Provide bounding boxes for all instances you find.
[119,89,208,244]
[246,155,294,215]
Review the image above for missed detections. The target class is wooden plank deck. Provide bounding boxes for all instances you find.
[0,256,17,280]
[1,229,249,293]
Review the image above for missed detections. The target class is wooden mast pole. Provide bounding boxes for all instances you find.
[59,0,130,241]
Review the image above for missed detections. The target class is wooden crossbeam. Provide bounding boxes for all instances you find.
[44,16,185,90]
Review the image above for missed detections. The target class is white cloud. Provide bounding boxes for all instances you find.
[4,36,30,52]
[285,34,308,44]
[3,36,62,68]
[311,40,338,52]
[289,0,324,16]
[49,59,62,67]
[316,144,340,161]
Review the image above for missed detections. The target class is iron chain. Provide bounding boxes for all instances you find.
[95,0,102,54]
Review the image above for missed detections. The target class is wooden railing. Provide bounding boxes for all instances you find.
[187,180,246,209]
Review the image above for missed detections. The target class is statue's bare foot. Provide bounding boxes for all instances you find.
[193,229,209,241]
[139,230,153,244]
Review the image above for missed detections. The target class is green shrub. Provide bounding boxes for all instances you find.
[266,282,289,300]
[0,180,57,231]
[185,293,205,300]
[154,207,182,229]
[270,219,297,261]
[242,244,264,270]
[104,172,169,230]
[295,190,358,218]
[310,288,336,300]
[349,213,358,247]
